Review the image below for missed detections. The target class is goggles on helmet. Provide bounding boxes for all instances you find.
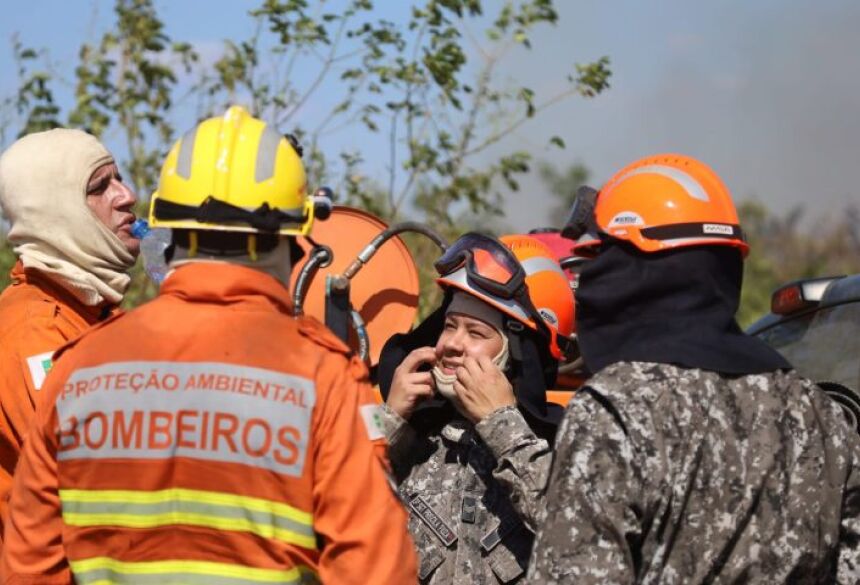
[560,185,599,242]
[434,232,572,358]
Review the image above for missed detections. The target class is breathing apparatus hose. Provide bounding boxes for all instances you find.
[351,309,370,361]
[293,222,448,362]
[338,222,449,283]
[293,244,333,317]
[331,222,447,361]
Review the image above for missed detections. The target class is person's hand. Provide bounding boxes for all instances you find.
[387,347,436,420]
[453,355,515,424]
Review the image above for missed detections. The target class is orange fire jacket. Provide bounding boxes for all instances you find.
[0,261,115,540]
[0,262,417,585]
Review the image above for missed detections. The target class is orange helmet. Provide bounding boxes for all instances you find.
[588,154,748,256]
[435,233,574,359]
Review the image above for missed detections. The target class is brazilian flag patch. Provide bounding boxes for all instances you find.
[25,351,54,391]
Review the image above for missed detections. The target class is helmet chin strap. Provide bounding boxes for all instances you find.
[432,327,510,402]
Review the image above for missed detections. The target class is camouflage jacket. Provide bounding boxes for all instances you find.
[379,404,552,584]
[527,362,860,585]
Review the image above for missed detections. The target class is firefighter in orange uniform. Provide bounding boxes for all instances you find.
[0,129,139,537]
[1,106,417,584]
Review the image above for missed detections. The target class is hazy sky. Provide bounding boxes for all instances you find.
[503,0,860,228]
[1,0,858,231]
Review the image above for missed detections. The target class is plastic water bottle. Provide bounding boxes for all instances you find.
[131,218,171,285]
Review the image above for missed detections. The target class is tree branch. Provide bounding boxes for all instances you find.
[387,111,399,213]
[449,53,496,178]
[458,86,578,160]
[390,24,428,217]
[280,14,350,125]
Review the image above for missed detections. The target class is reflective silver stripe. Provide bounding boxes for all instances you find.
[614,164,710,202]
[659,236,718,247]
[176,128,198,180]
[520,256,566,279]
[255,126,282,183]
[441,268,531,323]
[57,362,315,477]
[61,499,315,540]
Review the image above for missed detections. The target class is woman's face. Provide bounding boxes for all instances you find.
[435,312,504,375]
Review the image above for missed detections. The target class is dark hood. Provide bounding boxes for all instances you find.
[377,291,563,432]
[576,240,791,375]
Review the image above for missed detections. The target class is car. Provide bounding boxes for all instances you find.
[747,273,860,429]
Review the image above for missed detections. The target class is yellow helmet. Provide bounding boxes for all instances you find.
[150,105,313,236]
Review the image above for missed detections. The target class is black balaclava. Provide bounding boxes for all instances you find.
[576,239,790,375]
[377,290,563,435]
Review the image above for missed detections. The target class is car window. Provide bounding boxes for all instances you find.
[757,302,860,392]
[756,311,816,354]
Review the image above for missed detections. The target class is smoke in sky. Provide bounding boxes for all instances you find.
[499,0,860,230]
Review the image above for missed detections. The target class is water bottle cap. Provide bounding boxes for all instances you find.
[131,218,150,239]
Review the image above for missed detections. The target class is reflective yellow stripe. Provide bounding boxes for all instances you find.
[60,488,316,550]
[70,557,315,585]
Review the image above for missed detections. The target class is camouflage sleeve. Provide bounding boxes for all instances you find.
[378,403,417,468]
[527,389,643,585]
[838,433,860,583]
[474,405,551,531]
